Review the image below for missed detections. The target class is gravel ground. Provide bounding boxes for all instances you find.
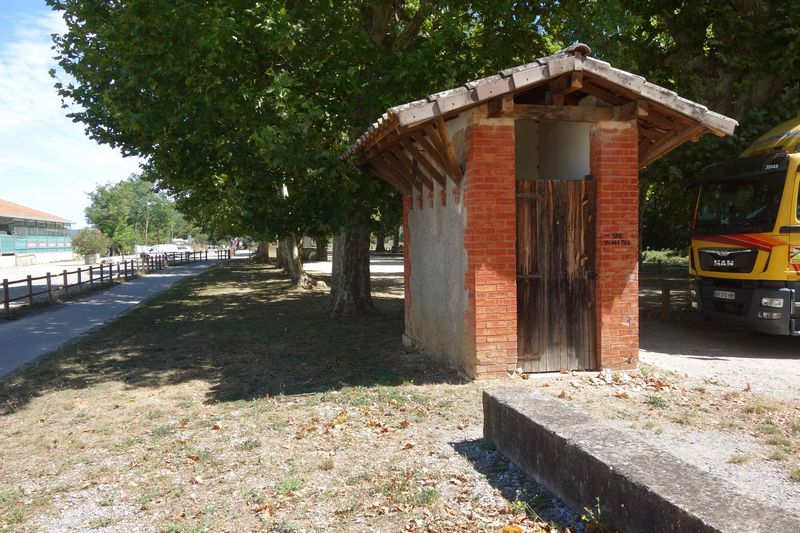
[640,318,800,401]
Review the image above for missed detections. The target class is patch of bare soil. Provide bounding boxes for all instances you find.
[515,365,800,516]
[0,263,585,532]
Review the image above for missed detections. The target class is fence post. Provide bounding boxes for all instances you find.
[661,279,671,319]
[117,262,121,280]
[27,275,33,305]
[77,267,82,289]
[3,279,8,315]
[63,270,69,297]
[47,272,53,302]
[89,266,94,286]
[205,250,208,261]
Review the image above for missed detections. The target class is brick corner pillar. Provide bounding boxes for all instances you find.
[462,107,518,379]
[590,120,639,370]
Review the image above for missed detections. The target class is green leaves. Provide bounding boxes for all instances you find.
[85,175,200,252]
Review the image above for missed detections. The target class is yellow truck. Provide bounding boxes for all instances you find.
[690,115,800,335]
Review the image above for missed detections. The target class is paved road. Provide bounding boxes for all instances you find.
[0,260,218,378]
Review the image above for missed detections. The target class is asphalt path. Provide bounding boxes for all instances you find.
[0,260,218,378]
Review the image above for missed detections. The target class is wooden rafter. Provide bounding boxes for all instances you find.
[638,126,664,141]
[432,118,464,183]
[369,162,410,194]
[488,94,514,117]
[640,124,706,168]
[410,131,450,175]
[514,103,642,122]
[549,72,584,106]
[639,110,684,132]
[579,80,627,105]
[371,157,413,193]
[399,138,446,188]
[390,145,433,191]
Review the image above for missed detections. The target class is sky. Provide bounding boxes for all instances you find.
[0,0,141,227]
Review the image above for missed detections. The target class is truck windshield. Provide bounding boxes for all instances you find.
[695,172,785,235]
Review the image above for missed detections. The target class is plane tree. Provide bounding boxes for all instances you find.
[47,0,560,314]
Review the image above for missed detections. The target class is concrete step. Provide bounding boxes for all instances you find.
[483,388,800,533]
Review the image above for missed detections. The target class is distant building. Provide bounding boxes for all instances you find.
[0,199,73,267]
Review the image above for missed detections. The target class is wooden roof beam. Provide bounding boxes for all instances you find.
[549,72,583,106]
[488,94,514,118]
[389,145,434,191]
[370,155,414,192]
[368,162,410,194]
[399,138,447,188]
[579,80,627,105]
[640,124,706,168]
[429,119,464,184]
[514,103,643,122]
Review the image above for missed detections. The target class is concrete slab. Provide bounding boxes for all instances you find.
[483,388,800,533]
[0,260,218,378]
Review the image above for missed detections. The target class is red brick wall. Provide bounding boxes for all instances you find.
[462,112,518,379]
[590,121,639,369]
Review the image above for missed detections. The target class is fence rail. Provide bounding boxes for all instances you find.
[640,275,693,318]
[3,249,231,317]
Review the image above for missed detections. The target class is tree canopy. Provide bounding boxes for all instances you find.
[48,0,800,265]
[86,174,203,253]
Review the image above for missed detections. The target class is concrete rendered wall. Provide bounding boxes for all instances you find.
[404,179,469,370]
[13,251,74,266]
[516,120,591,181]
[539,122,591,180]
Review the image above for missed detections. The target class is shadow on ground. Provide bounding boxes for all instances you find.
[640,318,800,360]
[451,438,580,528]
[1,260,463,414]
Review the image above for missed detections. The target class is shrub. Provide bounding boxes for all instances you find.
[71,228,111,257]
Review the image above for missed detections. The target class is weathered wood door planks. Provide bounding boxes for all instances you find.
[516,179,596,371]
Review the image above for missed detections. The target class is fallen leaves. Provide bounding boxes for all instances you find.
[333,410,348,426]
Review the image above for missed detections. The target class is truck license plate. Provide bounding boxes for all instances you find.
[713,290,736,301]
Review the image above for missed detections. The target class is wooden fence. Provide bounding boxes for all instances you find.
[640,275,694,318]
[2,249,232,317]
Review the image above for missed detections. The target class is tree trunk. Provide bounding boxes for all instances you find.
[253,241,271,263]
[375,229,386,252]
[330,226,373,316]
[280,234,314,288]
[276,239,286,269]
[314,235,328,262]
[391,226,400,253]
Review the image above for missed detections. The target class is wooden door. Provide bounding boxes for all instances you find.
[516,179,596,372]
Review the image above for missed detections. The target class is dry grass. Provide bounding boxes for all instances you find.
[0,262,576,532]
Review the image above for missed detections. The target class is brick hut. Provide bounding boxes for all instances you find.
[346,44,737,379]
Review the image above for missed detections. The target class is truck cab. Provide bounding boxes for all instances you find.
[691,116,800,335]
